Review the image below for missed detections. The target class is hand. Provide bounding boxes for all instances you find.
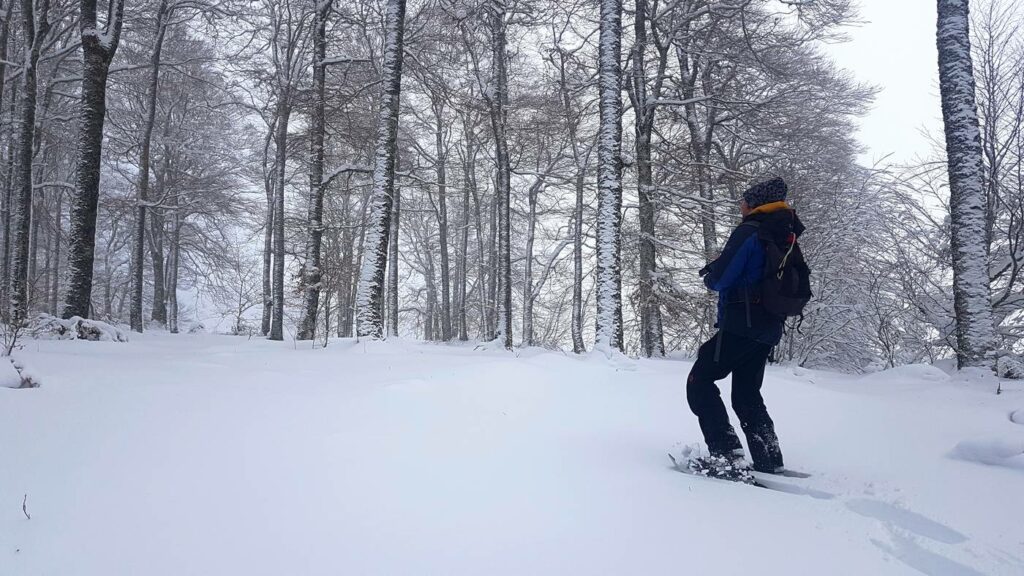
[698,264,711,277]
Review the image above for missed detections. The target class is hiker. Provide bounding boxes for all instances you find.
[688,177,807,474]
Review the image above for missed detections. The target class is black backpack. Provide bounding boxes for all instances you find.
[745,220,812,319]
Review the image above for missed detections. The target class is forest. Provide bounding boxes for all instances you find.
[0,0,1021,373]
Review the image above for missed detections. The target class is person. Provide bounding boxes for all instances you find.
[688,177,804,474]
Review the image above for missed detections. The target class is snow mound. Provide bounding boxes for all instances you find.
[0,358,21,388]
[858,363,950,385]
[0,358,35,389]
[950,437,1024,466]
[997,355,1024,379]
[32,314,128,342]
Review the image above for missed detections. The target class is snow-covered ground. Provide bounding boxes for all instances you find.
[2,333,1022,575]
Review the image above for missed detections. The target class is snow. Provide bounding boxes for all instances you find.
[1,333,1023,575]
[0,359,21,389]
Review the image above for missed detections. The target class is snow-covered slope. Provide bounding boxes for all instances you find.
[1,334,1022,575]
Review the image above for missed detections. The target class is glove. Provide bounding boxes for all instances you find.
[698,264,712,278]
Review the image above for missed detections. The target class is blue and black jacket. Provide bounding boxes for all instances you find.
[703,201,805,346]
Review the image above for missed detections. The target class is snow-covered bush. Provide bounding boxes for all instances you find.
[996,355,1024,380]
[31,314,128,343]
[0,358,36,389]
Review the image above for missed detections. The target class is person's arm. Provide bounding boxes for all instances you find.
[703,224,758,292]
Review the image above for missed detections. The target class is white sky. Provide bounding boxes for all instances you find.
[825,0,942,164]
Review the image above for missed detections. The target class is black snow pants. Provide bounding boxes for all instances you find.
[686,331,784,472]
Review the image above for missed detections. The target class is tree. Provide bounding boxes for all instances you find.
[297,0,333,341]
[488,0,512,350]
[594,0,624,353]
[9,0,52,322]
[354,0,407,339]
[937,0,997,368]
[63,0,125,319]
[129,0,170,333]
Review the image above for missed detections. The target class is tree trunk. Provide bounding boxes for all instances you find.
[261,162,274,335]
[10,0,51,322]
[434,111,452,341]
[457,125,473,341]
[632,0,665,357]
[489,0,512,349]
[64,0,124,320]
[167,197,180,334]
[269,98,291,341]
[49,190,61,314]
[572,170,585,353]
[523,181,538,346]
[1,82,15,313]
[354,0,406,339]
[297,0,332,341]
[129,0,168,332]
[387,183,400,337]
[595,0,624,353]
[149,166,167,324]
[937,0,997,368]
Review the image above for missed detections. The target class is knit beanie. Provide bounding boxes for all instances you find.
[742,177,788,208]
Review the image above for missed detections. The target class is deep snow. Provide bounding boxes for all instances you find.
[1,333,1022,575]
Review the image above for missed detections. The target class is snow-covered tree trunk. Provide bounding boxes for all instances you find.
[129,0,169,333]
[63,0,124,320]
[631,0,665,357]
[937,0,997,369]
[261,143,274,336]
[0,87,12,313]
[49,191,62,314]
[167,194,180,334]
[270,98,291,341]
[572,170,585,353]
[387,183,400,338]
[523,180,538,346]
[297,0,332,341]
[354,0,406,339]
[10,0,51,322]
[595,0,624,353]
[488,0,512,350]
[434,111,452,341]
[457,122,474,342]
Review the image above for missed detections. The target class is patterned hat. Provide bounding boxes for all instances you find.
[742,177,788,208]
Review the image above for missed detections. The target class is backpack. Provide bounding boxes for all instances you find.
[745,220,812,319]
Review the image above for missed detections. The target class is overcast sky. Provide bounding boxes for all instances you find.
[825,0,942,164]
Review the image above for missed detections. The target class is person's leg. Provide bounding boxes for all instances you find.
[730,343,784,472]
[687,333,743,456]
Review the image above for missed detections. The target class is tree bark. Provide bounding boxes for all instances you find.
[937,0,997,368]
[10,0,51,322]
[595,0,624,353]
[129,0,169,332]
[269,98,291,341]
[354,0,406,339]
[631,0,665,357]
[488,0,512,350]
[63,0,125,319]
[387,184,400,337]
[297,0,332,341]
[434,109,452,341]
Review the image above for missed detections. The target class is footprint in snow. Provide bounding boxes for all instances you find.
[846,498,967,545]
